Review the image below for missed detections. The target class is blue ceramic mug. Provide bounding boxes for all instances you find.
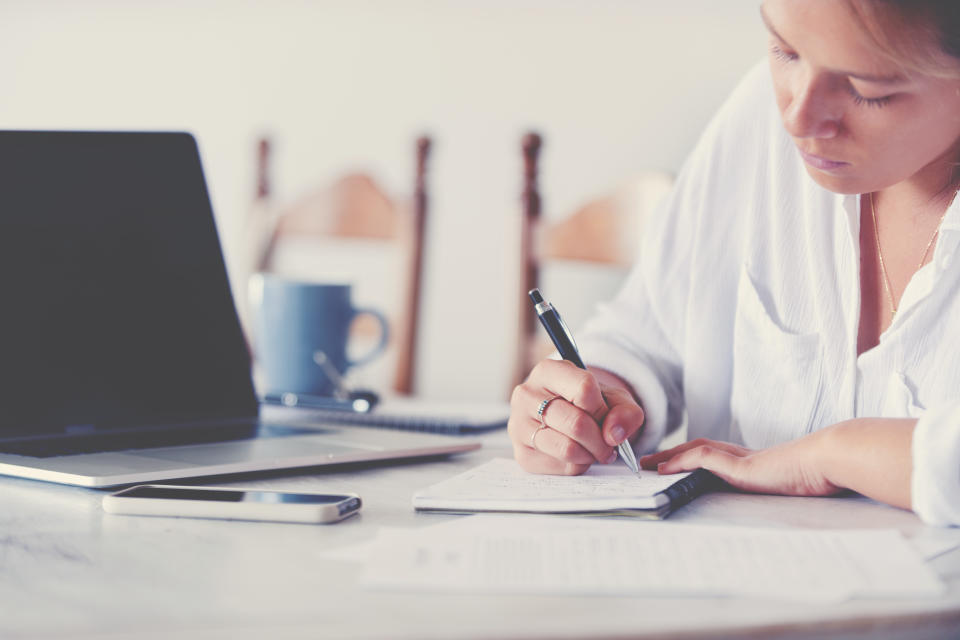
[251,275,389,397]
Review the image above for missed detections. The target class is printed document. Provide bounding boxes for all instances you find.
[362,515,944,603]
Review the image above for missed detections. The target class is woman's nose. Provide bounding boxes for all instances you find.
[782,74,842,139]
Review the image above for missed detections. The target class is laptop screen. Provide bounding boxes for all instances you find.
[0,131,258,439]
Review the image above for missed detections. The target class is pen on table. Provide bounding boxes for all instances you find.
[528,288,640,474]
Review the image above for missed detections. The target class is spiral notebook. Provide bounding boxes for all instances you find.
[260,397,509,435]
[413,458,723,519]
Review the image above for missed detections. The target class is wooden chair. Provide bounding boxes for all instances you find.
[513,131,674,389]
[246,135,431,395]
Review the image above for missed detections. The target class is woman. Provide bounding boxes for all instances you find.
[508,0,960,525]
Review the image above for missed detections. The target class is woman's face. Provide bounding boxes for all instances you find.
[762,0,960,195]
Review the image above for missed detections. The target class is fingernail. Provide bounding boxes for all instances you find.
[611,425,626,444]
[605,450,618,464]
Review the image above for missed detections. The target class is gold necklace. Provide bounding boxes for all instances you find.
[869,191,947,319]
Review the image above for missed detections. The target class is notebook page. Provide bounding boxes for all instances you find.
[412,457,691,511]
[363,516,944,602]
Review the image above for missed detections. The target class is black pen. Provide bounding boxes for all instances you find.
[529,288,640,473]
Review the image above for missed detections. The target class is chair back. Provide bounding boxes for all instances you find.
[513,130,673,390]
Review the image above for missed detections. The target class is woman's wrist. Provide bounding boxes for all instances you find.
[809,420,853,492]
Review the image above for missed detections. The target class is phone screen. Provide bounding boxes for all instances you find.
[114,486,355,505]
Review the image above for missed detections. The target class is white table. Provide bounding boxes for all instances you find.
[3,429,960,639]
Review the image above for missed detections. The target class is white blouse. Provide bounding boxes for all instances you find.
[577,62,960,526]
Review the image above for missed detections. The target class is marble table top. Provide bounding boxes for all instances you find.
[3,430,959,640]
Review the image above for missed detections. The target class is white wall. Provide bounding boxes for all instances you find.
[0,0,766,401]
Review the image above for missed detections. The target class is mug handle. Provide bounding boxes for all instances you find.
[346,307,390,367]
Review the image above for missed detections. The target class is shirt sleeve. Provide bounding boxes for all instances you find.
[575,133,714,453]
[574,167,694,455]
[912,402,960,526]
[576,62,772,455]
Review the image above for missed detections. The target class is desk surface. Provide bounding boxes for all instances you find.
[3,429,960,640]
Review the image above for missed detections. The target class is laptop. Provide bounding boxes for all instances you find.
[0,131,479,488]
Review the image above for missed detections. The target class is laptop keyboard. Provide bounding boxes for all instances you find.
[0,423,264,458]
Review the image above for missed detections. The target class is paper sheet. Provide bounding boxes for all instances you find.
[361,515,944,603]
[412,457,692,511]
[909,528,960,560]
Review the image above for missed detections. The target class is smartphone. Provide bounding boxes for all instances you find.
[102,485,361,524]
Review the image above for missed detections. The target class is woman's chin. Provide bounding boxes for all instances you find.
[802,165,864,195]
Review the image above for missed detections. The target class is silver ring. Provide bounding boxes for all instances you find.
[531,395,561,449]
[536,395,561,427]
[530,423,547,449]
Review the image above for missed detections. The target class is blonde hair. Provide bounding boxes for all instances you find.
[846,1,960,77]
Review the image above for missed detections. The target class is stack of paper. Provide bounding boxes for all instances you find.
[354,515,944,603]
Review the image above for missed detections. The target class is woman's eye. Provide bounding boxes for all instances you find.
[770,44,798,63]
[846,84,893,108]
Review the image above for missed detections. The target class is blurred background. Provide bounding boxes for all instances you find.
[0,0,765,403]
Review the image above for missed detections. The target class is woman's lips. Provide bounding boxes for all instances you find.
[798,149,850,172]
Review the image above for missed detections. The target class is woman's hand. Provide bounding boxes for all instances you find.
[509,359,645,475]
[639,433,842,497]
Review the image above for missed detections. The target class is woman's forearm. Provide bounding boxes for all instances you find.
[818,418,915,510]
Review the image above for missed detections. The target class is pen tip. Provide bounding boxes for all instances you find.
[528,288,544,304]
